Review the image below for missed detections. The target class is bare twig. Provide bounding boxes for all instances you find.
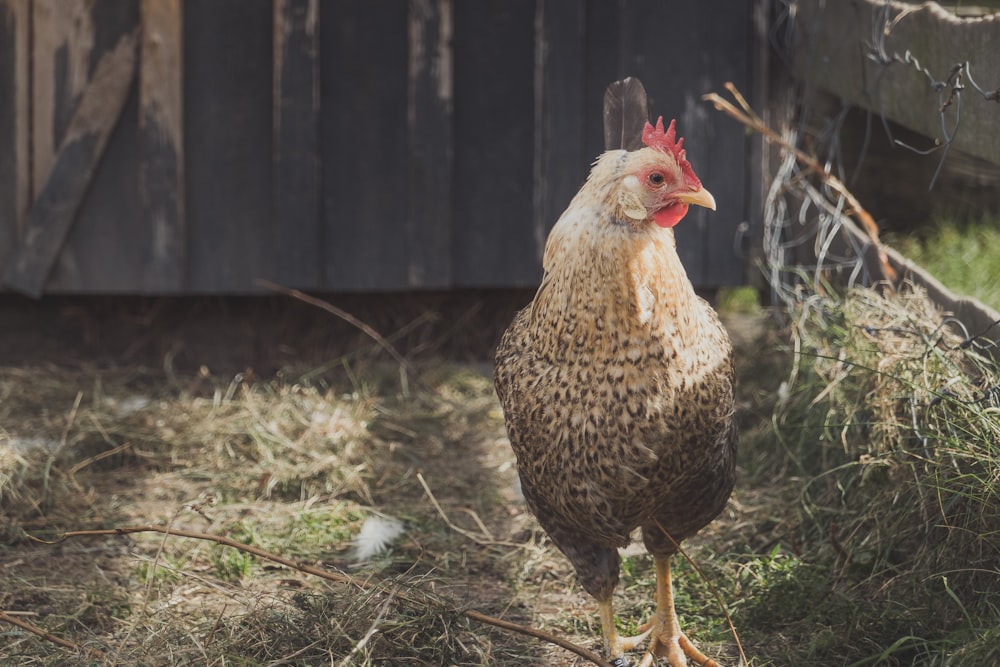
[464,609,614,666]
[0,610,105,659]
[42,391,84,505]
[68,441,133,476]
[416,472,519,547]
[256,279,414,397]
[30,525,359,586]
[704,82,897,283]
[337,585,399,667]
[27,525,610,666]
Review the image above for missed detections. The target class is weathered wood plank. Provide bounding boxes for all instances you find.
[185,0,272,293]
[837,211,1000,347]
[0,0,30,263]
[272,0,320,288]
[30,0,95,198]
[536,0,586,263]
[583,0,623,163]
[140,0,185,292]
[45,0,143,293]
[405,0,453,288]
[615,0,749,288]
[453,0,536,287]
[3,29,139,298]
[678,0,750,289]
[796,0,1000,166]
[321,0,409,290]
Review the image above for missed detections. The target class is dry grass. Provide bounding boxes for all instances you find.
[0,344,593,666]
[2,286,998,666]
[745,282,1000,665]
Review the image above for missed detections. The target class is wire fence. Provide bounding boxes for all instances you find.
[760,0,1000,310]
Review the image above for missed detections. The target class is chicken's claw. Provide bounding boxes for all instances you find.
[634,628,719,667]
[632,555,721,667]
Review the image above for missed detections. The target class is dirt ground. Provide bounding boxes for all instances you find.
[0,293,776,666]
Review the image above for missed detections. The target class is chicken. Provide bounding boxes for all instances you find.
[494,117,736,667]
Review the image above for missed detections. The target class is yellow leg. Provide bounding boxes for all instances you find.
[597,597,653,666]
[635,555,719,667]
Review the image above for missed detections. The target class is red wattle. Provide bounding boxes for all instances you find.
[653,203,689,228]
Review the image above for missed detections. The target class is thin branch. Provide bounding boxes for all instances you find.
[704,82,897,283]
[463,609,613,667]
[337,585,399,667]
[256,279,414,397]
[416,472,520,547]
[68,441,133,476]
[30,525,359,587]
[0,610,105,659]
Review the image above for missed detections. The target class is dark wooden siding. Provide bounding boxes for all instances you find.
[0,0,753,296]
[453,0,537,287]
[185,0,274,293]
[322,0,410,291]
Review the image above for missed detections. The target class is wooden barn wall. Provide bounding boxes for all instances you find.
[0,0,752,296]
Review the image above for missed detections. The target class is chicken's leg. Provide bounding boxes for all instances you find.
[597,597,652,667]
[635,555,718,667]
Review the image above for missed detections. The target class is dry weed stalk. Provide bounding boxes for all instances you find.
[0,610,105,660]
[257,279,416,396]
[703,82,897,283]
[651,519,747,667]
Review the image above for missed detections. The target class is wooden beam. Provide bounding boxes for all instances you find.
[452,0,535,287]
[0,0,30,261]
[795,0,1000,166]
[272,0,321,288]
[140,0,185,292]
[320,2,409,291]
[3,29,138,298]
[838,211,1000,347]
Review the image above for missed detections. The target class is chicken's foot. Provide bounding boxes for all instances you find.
[597,597,652,666]
[633,555,719,667]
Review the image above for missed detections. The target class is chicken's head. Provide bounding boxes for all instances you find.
[615,117,715,228]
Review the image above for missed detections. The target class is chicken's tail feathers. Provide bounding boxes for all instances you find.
[603,77,651,152]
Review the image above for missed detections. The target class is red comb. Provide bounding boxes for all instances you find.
[641,116,701,187]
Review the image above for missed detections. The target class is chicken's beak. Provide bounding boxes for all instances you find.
[676,187,716,211]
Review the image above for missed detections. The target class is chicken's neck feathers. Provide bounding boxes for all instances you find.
[531,201,704,355]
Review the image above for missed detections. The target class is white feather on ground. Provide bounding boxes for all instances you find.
[350,515,405,562]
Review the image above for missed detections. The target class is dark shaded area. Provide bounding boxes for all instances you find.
[0,291,535,374]
[819,104,1000,231]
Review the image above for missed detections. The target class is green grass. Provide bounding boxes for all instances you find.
[888,216,1000,310]
[717,285,762,313]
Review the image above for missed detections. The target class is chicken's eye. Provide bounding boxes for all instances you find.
[648,172,665,186]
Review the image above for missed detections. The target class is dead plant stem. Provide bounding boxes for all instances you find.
[256,280,414,397]
[0,610,105,659]
[703,82,896,283]
[652,518,748,667]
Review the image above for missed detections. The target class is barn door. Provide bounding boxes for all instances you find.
[0,0,183,298]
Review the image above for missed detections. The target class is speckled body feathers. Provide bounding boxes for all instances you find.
[494,148,737,600]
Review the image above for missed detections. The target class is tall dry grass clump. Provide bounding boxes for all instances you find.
[773,282,1000,661]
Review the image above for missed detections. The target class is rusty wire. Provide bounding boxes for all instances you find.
[759,0,998,308]
[861,0,999,188]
